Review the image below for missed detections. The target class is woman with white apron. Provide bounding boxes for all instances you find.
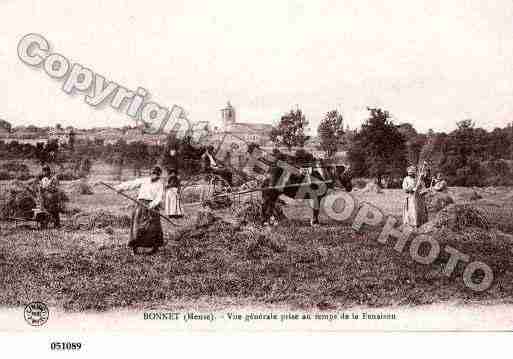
[164,170,184,218]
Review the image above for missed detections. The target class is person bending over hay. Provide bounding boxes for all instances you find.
[402,165,428,228]
[115,166,164,254]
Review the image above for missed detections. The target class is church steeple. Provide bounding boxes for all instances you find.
[221,101,236,129]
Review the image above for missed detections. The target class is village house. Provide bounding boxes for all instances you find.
[207,102,273,150]
[93,128,125,145]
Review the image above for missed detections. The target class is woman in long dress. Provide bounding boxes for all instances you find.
[115,166,164,254]
[164,170,184,218]
[402,165,428,228]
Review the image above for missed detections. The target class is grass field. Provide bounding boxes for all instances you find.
[1,163,513,312]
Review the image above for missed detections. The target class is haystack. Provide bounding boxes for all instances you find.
[424,191,454,214]
[0,180,70,219]
[0,181,37,219]
[234,198,286,225]
[426,204,489,232]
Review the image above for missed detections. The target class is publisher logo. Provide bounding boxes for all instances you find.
[24,302,49,326]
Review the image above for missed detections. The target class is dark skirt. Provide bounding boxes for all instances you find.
[129,200,164,248]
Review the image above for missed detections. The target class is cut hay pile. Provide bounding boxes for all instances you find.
[0,181,37,219]
[67,210,131,230]
[176,221,288,265]
[233,198,286,225]
[233,199,263,224]
[428,204,490,232]
[243,225,287,259]
[195,208,218,228]
[0,180,69,219]
[66,179,93,195]
[471,201,513,235]
[424,191,454,214]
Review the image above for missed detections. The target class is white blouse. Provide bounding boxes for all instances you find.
[115,177,164,208]
[402,176,416,193]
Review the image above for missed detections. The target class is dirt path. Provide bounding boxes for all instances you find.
[2,302,513,332]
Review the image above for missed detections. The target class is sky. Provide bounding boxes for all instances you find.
[2,0,513,134]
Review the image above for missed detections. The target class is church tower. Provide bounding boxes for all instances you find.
[221,101,236,130]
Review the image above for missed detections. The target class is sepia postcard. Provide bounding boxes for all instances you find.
[1,0,513,354]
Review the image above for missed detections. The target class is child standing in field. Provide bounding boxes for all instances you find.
[164,170,183,218]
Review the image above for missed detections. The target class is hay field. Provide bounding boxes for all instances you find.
[1,179,513,312]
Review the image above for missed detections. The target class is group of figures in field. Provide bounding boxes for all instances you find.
[402,161,448,228]
[29,145,448,255]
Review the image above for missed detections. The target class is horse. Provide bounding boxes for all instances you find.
[261,163,353,226]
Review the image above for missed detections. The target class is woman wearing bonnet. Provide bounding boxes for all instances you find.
[402,165,428,228]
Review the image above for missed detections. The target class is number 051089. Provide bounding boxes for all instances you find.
[50,342,82,350]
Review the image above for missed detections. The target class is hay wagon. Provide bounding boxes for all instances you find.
[179,169,258,217]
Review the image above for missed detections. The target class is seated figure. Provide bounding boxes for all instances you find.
[431,172,448,192]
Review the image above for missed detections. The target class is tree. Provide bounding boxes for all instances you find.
[270,108,310,150]
[418,131,449,175]
[0,119,11,133]
[317,110,345,158]
[398,123,426,167]
[347,107,407,186]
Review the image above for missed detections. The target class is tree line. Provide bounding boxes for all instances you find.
[271,106,513,187]
[2,107,513,187]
